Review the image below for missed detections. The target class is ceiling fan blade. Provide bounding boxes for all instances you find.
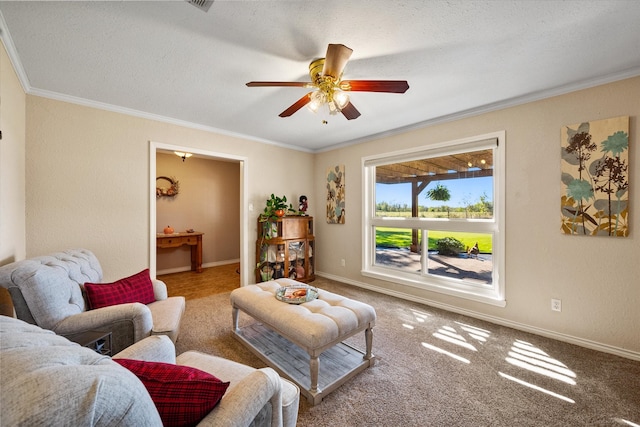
[341,80,409,93]
[279,93,313,117]
[246,81,311,87]
[341,102,361,120]
[322,44,353,78]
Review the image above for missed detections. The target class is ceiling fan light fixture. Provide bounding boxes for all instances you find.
[333,89,350,109]
[307,90,325,113]
[328,100,340,115]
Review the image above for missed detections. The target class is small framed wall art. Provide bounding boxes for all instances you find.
[326,165,345,224]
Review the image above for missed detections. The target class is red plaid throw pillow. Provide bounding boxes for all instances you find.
[114,359,230,427]
[84,269,155,309]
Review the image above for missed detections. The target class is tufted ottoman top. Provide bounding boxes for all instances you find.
[230,279,376,352]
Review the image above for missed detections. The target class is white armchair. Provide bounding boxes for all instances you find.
[0,248,185,354]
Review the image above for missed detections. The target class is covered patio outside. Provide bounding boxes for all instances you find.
[375,248,493,284]
[375,144,495,252]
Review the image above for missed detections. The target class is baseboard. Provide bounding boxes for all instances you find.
[316,271,640,362]
[157,259,240,276]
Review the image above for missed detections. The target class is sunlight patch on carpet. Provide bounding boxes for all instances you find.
[499,372,575,403]
[422,342,470,364]
[433,325,478,352]
[612,418,640,426]
[456,322,491,342]
[506,340,576,385]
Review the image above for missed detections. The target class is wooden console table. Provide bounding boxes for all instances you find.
[156,232,204,273]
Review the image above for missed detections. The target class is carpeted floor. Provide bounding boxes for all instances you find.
[161,267,640,426]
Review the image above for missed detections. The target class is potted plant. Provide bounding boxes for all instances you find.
[259,194,294,221]
[256,195,294,281]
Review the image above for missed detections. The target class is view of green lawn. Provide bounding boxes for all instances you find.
[375,227,493,253]
[375,211,492,220]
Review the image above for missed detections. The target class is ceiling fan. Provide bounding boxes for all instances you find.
[246,44,409,121]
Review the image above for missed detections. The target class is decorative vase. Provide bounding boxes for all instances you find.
[163,225,174,234]
[275,209,285,217]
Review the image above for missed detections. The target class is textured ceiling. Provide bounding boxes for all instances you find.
[1,1,639,152]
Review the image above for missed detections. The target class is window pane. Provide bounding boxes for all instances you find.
[375,149,493,219]
[374,227,493,285]
[426,231,493,285]
[374,227,422,270]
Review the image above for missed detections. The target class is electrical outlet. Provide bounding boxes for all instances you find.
[551,299,562,312]
[340,259,346,267]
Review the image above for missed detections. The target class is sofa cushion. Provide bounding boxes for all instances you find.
[148,297,186,343]
[115,358,230,427]
[84,269,155,309]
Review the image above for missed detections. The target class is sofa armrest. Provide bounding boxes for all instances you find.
[197,368,282,427]
[152,279,168,301]
[54,303,153,340]
[113,334,176,363]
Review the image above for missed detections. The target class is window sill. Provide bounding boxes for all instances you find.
[361,267,506,307]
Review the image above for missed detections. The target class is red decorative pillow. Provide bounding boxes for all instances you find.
[84,269,155,309]
[114,359,230,427]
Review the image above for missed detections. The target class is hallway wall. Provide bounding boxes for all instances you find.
[156,152,240,273]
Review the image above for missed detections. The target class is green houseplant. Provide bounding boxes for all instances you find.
[259,194,294,221]
[256,194,295,281]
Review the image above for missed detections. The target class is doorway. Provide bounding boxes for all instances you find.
[149,141,250,286]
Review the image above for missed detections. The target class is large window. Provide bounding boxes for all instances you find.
[362,132,505,306]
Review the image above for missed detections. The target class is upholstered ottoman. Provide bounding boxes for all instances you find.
[230,278,376,405]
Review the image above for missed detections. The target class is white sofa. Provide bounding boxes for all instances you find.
[0,248,185,354]
[0,316,300,426]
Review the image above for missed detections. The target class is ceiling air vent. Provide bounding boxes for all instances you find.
[186,0,213,13]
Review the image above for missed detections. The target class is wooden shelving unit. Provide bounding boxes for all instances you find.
[256,216,315,283]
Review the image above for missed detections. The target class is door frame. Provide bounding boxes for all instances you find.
[149,141,250,286]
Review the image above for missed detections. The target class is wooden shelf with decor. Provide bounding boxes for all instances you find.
[256,216,315,283]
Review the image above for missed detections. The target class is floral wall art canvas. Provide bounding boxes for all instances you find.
[561,116,629,237]
[326,165,345,224]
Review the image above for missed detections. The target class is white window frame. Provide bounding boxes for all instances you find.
[361,131,506,307]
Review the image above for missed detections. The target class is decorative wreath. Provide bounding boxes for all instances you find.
[156,176,180,198]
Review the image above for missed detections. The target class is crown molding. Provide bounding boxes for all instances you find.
[0,10,29,93]
[317,67,640,153]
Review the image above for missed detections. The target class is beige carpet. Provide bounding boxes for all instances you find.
[166,272,640,426]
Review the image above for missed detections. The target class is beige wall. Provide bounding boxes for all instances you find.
[314,76,640,357]
[0,41,26,266]
[0,41,26,316]
[156,152,240,272]
[24,96,315,282]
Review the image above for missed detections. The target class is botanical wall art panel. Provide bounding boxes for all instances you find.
[561,116,629,237]
[326,165,345,224]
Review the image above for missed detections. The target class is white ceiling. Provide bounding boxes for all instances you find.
[2,1,640,152]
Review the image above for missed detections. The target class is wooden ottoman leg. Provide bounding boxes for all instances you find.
[232,306,239,331]
[364,326,374,361]
[309,355,319,393]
